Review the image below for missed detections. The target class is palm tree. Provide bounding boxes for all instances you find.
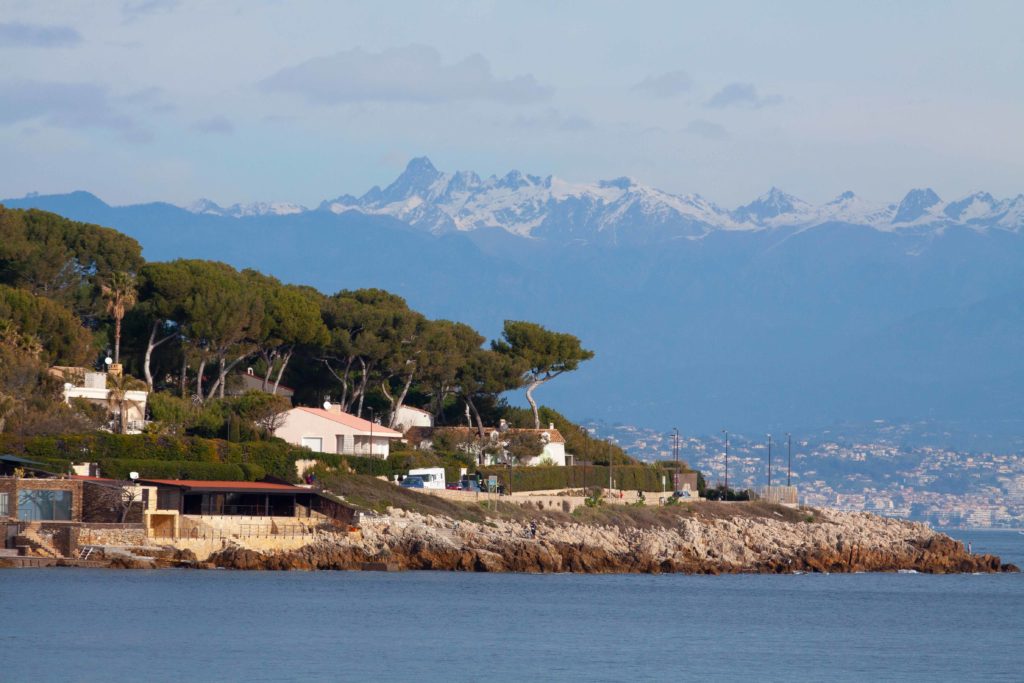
[0,392,17,434]
[101,272,137,365]
[105,373,146,434]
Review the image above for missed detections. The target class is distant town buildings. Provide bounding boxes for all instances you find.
[589,422,1024,528]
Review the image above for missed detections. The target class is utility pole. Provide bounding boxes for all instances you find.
[608,438,614,492]
[767,433,772,490]
[786,433,792,487]
[721,429,729,500]
[672,427,680,463]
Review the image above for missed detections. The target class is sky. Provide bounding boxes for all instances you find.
[1,0,1022,208]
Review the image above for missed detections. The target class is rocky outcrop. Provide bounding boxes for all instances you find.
[206,507,1019,574]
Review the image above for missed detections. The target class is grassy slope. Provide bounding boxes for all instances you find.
[320,472,810,528]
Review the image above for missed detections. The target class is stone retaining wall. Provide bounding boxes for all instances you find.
[79,524,148,547]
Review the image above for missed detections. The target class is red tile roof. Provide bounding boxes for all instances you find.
[405,425,566,444]
[296,407,403,437]
[138,479,302,492]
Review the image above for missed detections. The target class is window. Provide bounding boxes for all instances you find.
[301,436,323,452]
[0,492,8,517]
[156,488,180,511]
[336,435,346,454]
[17,489,72,521]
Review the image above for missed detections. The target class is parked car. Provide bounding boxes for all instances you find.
[445,483,461,490]
[460,479,481,492]
[399,475,425,489]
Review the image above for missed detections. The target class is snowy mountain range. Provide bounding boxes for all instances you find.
[186,198,307,218]
[185,157,1024,242]
[5,170,1023,443]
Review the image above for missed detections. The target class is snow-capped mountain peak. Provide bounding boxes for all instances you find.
[184,198,306,217]
[732,187,814,225]
[185,160,1021,242]
[893,188,943,224]
[943,191,996,222]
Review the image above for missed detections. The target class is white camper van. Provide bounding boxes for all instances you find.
[408,467,446,490]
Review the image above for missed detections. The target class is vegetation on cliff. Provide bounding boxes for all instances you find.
[0,204,648,479]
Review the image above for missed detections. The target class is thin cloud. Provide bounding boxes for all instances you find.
[260,45,552,105]
[631,70,692,98]
[191,115,234,135]
[0,22,82,48]
[706,82,782,109]
[0,80,150,142]
[685,119,729,140]
[513,108,592,131]
[122,0,180,21]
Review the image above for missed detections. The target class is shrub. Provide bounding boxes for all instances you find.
[477,464,675,493]
[96,458,247,481]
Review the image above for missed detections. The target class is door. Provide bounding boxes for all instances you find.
[301,436,323,453]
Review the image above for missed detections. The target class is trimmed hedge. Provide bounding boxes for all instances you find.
[0,433,300,481]
[96,459,252,481]
[477,464,687,493]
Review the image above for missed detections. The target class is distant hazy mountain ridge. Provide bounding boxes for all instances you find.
[182,157,1023,242]
[4,161,1023,442]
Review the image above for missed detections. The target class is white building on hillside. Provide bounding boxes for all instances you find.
[405,423,570,466]
[55,369,149,434]
[393,405,434,431]
[275,406,403,459]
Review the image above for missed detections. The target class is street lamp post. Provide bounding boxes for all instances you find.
[721,430,729,500]
[368,407,375,458]
[767,433,772,490]
[786,433,792,487]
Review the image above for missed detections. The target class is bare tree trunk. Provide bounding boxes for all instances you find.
[196,358,206,400]
[114,315,122,364]
[206,354,249,401]
[144,321,175,390]
[180,354,188,398]
[322,357,355,407]
[355,358,370,417]
[260,350,272,391]
[525,380,543,429]
[465,395,485,436]
[272,348,292,395]
[218,357,226,398]
[385,372,415,428]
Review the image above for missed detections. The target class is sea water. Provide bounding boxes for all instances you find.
[1,530,1021,682]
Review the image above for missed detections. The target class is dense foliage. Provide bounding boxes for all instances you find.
[0,205,652,483]
[478,463,691,493]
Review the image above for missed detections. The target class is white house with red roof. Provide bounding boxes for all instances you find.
[274,406,403,459]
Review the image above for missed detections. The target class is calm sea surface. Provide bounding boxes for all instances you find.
[1,530,1021,682]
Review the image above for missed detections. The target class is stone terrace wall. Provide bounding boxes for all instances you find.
[78,523,147,547]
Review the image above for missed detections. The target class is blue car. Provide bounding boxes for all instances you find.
[400,475,425,489]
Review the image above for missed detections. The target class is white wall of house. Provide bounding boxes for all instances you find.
[62,383,148,434]
[274,407,401,459]
[525,441,568,467]
[394,405,434,431]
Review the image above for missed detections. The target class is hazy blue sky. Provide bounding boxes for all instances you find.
[1,0,1021,207]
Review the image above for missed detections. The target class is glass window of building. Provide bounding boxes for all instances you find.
[17,489,72,521]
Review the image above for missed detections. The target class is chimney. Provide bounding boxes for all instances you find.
[499,419,508,432]
[549,422,555,430]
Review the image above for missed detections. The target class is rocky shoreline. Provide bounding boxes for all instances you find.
[203,507,1017,575]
